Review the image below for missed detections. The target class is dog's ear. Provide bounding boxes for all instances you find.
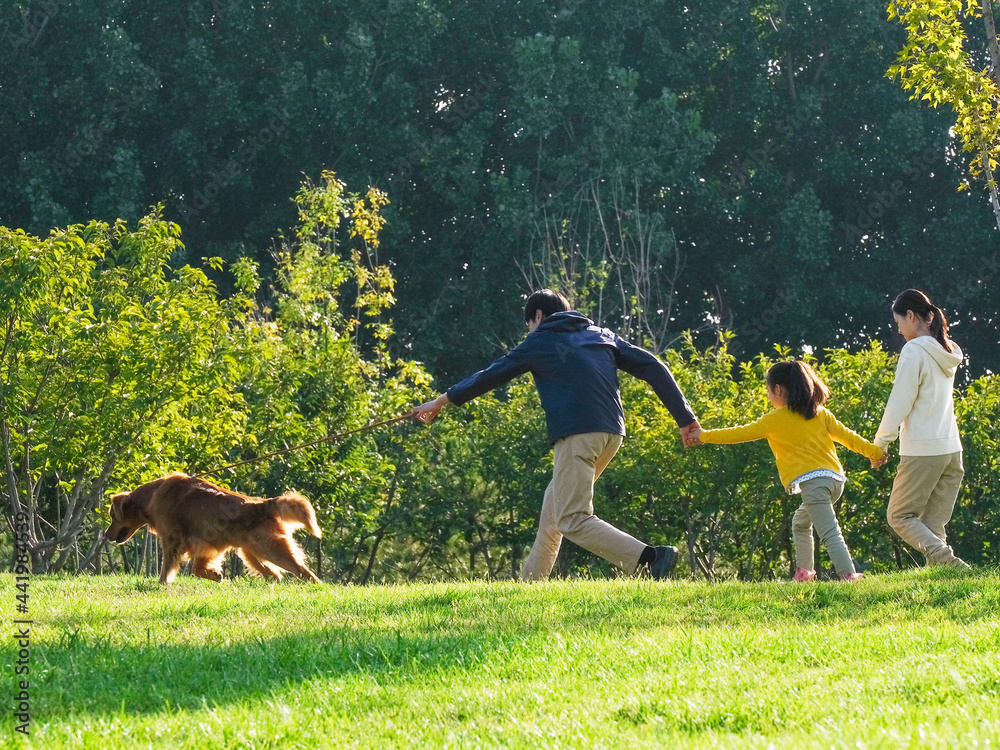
[110,493,130,521]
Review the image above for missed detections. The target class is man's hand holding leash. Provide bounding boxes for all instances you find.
[413,393,451,423]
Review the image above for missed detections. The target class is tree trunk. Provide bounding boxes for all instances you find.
[981,1,1000,233]
[984,163,1000,235]
[982,1,1000,84]
[361,529,386,585]
[79,536,105,574]
[509,505,520,578]
[360,458,403,584]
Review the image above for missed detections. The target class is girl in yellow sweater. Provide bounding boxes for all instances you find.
[692,361,886,582]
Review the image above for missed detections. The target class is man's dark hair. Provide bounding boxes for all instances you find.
[524,289,571,323]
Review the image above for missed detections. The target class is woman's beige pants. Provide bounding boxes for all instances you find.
[887,452,964,564]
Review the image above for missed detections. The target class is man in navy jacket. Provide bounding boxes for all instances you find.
[413,289,701,580]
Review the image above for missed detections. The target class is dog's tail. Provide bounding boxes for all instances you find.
[272,492,322,538]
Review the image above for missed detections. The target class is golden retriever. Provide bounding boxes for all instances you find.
[105,472,322,584]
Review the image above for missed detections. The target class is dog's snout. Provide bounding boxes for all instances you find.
[108,526,130,544]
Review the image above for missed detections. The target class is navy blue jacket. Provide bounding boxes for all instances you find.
[446,311,697,443]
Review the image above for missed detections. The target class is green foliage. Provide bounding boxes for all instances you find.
[191,170,431,584]
[0,209,255,571]
[378,382,550,581]
[887,0,1000,194]
[0,172,431,581]
[953,371,1000,561]
[403,334,997,582]
[3,165,997,585]
[13,571,1000,747]
[3,0,998,385]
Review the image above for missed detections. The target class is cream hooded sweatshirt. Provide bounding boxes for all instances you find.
[874,336,963,456]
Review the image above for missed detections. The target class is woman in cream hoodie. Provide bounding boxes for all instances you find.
[875,289,969,568]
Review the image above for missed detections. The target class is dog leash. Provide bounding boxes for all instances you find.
[193,413,415,478]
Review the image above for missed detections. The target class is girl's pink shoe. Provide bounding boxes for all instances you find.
[793,568,816,582]
[840,572,863,582]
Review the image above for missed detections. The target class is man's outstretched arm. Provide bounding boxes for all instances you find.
[613,338,697,425]
[414,341,535,423]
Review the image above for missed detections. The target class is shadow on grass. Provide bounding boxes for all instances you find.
[706,568,989,607]
[35,619,515,717]
[551,567,1000,629]
[26,567,1000,718]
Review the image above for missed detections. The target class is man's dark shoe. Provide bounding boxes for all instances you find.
[649,545,678,580]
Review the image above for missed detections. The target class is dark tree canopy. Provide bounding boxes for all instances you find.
[2,0,997,382]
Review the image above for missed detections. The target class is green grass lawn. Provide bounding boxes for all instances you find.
[3,568,999,749]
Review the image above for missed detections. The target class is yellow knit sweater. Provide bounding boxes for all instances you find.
[699,406,884,489]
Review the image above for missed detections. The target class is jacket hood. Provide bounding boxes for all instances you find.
[536,310,594,333]
[908,336,963,376]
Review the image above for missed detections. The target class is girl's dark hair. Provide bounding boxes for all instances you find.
[766,360,830,419]
[891,289,955,353]
[524,289,571,323]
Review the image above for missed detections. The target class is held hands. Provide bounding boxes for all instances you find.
[680,420,702,448]
[871,450,890,469]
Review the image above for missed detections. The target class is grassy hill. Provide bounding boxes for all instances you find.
[4,569,999,748]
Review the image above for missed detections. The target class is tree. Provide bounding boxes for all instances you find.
[2,0,998,383]
[0,210,253,572]
[888,0,1000,232]
[224,170,434,584]
[0,170,438,580]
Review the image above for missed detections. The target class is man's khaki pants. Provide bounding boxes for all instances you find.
[519,432,646,581]
[887,452,964,564]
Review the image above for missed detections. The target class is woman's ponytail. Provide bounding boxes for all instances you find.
[891,289,954,353]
